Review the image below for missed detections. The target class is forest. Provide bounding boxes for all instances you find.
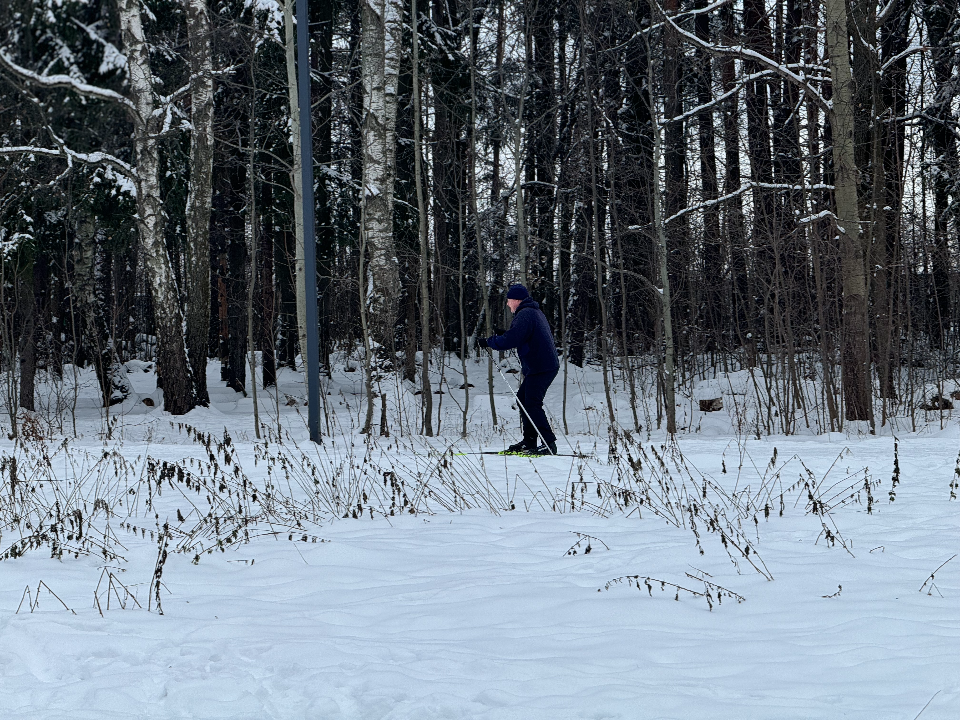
[1,0,958,437]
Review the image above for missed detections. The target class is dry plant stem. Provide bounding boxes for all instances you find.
[919,554,956,593]
[17,581,76,615]
[94,568,142,615]
[564,531,609,556]
[913,691,942,720]
[602,574,744,611]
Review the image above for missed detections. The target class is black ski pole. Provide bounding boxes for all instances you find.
[485,348,556,455]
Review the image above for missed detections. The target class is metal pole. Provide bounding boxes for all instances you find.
[297,0,321,442]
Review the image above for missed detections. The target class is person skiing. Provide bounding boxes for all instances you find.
[477,284,559,455]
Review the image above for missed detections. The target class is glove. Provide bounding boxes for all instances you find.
[493,328,504,336]
[477,337,489,349]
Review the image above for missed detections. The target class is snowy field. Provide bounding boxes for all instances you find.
[1,357,958,719]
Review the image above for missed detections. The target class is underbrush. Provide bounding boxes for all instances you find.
[0,422,887,596]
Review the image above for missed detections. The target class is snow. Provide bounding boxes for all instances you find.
[1,358,958,718]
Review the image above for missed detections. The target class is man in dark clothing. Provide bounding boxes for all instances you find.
[477,284,559,455]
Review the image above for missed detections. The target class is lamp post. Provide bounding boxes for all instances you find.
[296,0,320,442]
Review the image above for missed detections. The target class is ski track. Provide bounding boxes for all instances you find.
[1,364,959,718]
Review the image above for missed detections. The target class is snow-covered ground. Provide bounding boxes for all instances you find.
[1,358,958,718]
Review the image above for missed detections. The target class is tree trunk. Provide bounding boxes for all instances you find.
[118,0,194,414]
[743,0,777,339]
[647,29,676,436]
[694,0,721,347]
[528,0,557,321]
[260,175,277,388]
[429,0,468,351]
[662,0,690,341]
[246,48,261,439]
[719,3,749,352]
[394,15,419,384]
[17,264,36,413]
[184,0,214,406]
[282,0,309,367]
[619,0,656,346]
[316,0,336,367]
[469,0,495,425]
[774,0,805,335]
[74,217,112,408]
[360,0,402,353]
[875,0,912,402]
[581,6,616,429]
[514,36,529,287]
[920,0,960,346]
[411,0,432,435]
[824,0,872,423]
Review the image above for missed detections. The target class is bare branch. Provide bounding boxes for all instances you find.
[0,145,137,182]
[664,181,836,225]
[0,48,136,115]
[650,0,832,115]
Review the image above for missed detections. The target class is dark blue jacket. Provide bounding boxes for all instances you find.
[487,297,560,375]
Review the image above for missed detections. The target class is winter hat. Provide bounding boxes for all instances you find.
[506,284,529,300]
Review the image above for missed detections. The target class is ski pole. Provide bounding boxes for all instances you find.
[485,348,556,455]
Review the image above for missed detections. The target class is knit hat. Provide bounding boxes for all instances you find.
[506,284,529,300]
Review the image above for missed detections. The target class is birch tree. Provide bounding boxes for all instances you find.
[360,0,403,356]
[116,0,195,414]
[0,1,197,414]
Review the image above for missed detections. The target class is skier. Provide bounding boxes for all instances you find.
[477,284,559,455]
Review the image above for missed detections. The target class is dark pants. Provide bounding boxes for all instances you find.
[517,368,558,445]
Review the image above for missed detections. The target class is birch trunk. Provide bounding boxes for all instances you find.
[119,0,195,414]
[824,0,872,424]
[184,0,214,406]
[360,0,402,353]
[283,0,309,368]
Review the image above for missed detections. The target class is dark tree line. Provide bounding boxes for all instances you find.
[1,0,958,437]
